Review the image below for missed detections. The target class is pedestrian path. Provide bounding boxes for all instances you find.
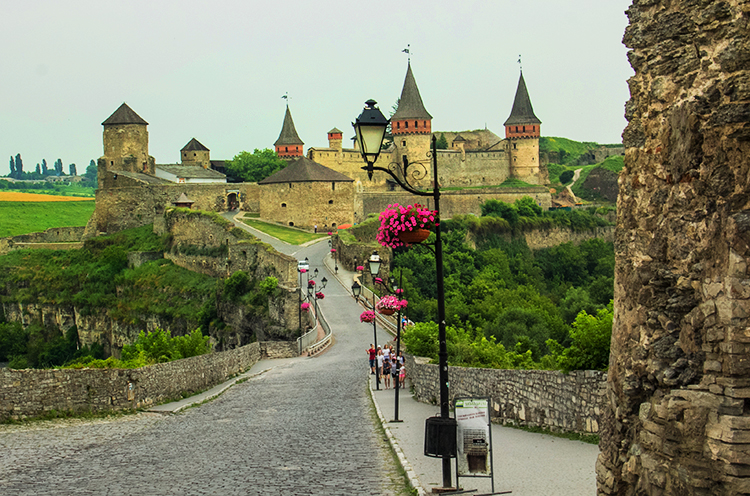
[325,257,598,495]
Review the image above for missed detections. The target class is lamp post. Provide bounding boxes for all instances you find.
[368,251,382,391]
[374,271,405,423]
[354,100,454,489]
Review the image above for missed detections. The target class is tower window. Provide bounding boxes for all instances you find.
[193,152,196,156]
[415,121,418,128]
[289,183,292,188]
[281,203,287,208]
[328,200,333,204]
[523,126,526,132]
[405,121,409,129]
[285,146,288,152]
[515,126,519,132]
[532,126,535,132]
[332,182,335,190]
[397,122,400,129]
[402,140,406,147]
[513,143,517,149]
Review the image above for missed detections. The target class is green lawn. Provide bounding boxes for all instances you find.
[238,219,328,245]
[0,201,96,237]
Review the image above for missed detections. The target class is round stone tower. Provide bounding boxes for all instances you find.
[391,62,433,178]
[99,103,152,188]
[504,72,542,184]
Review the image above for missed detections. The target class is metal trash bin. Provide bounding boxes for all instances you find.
[424,416,457,458]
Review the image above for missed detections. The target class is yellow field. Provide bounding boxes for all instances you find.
[0,192,94,202]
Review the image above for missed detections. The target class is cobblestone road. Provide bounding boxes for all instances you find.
[0,240,405,495]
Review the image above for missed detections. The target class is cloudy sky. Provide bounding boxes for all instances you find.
[1,0,633,176]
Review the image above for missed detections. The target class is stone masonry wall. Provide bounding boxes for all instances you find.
[598,2,750,495]
[0,226,86,255]
[0,341,298,421]
[405,355,606,434]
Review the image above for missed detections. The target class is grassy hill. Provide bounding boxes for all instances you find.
[0,200,95,237]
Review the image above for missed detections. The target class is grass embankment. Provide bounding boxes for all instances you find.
[0,197,96,238]
[238,218,328,245]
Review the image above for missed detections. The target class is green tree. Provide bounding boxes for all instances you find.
[69,163,77,176]
[225,149,286,182]
[481,199,519,225]
[54,158,63,176]
[84,159,97,183]
[42,159,48,176]
[514,196,543,217]
[559,170,574,184]
[35,163,41,175]
[14,153,23,178]
[436,133,449,149]
[546,303,613,372]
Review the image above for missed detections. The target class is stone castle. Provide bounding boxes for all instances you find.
[89,63,550,235]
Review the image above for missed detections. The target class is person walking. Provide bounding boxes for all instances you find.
[376,349,384,387]
[382,356,391,389]
[367,344,376,375]
[399,362,406,389]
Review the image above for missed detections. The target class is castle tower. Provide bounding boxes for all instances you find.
[99,103,153,188]
[327,127,343,153]
[391,62,432,169]
[274,105,304,158]
[181,138,211,169]
[504,72,542,184]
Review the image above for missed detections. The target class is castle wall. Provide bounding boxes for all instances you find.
[358,187,551,222]
[598,2,750,494]
[259,181,355,230]
[435,149,511,187]
[91,182,259,234]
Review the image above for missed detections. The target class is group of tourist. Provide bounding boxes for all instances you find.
[366,344,405,389]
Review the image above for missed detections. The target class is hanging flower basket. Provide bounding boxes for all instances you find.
[397,228,431,245]
[300,302,310,312]
[360,310,376,323]
[330,248,337,253]
[377,203,437,249]
[308,280,315,287]
[356,265,364,272]
[315,292,325,300]
[376,295,406,315]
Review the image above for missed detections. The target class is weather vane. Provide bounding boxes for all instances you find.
[518,54,522,72]
[281,92,290,105]
[402,44,411,63]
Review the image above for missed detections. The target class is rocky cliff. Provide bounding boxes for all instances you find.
[598,1,750,494]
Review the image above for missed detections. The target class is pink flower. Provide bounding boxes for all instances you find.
[330,248,336,253]
[300,302,310,310]
[356,265,364,271]
[300,269,307,273]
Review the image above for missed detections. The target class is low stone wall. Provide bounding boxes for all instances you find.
[0,226,86,255]
[406,355,607,434]
[0,341,297,421]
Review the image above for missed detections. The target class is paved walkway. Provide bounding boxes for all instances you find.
[0,223,598,495]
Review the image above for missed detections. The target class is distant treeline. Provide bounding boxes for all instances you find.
[7,154,97,182]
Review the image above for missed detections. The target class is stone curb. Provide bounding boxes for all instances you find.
[369,378,427,496]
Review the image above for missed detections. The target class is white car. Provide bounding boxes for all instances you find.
[298,260,309,272]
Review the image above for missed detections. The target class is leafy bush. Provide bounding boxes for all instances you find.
[546,303,613,373]
[559,170,574,184]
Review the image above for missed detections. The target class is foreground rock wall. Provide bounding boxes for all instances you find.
[0,341,297,421]
[598,2,750,494]
[406,355,606,434]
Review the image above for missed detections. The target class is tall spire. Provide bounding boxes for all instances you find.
[274,105,304,158]
[504,71,541,127]
[392,62,432,121]
[392,62,432,136]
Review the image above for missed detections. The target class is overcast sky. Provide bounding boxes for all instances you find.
[1,0,633,176]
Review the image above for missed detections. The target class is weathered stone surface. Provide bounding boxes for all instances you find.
[599,1,750,494]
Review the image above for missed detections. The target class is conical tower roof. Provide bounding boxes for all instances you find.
[258,157,353,184]
[102,103,148,126]
[391,62,432,121]
[504,72,541,126]
[274,105,304,146]
[181,138,209,152]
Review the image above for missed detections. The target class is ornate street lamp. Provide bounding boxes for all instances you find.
[351,280,362,301]
[354,100,455,490]
[353,100,389,178]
